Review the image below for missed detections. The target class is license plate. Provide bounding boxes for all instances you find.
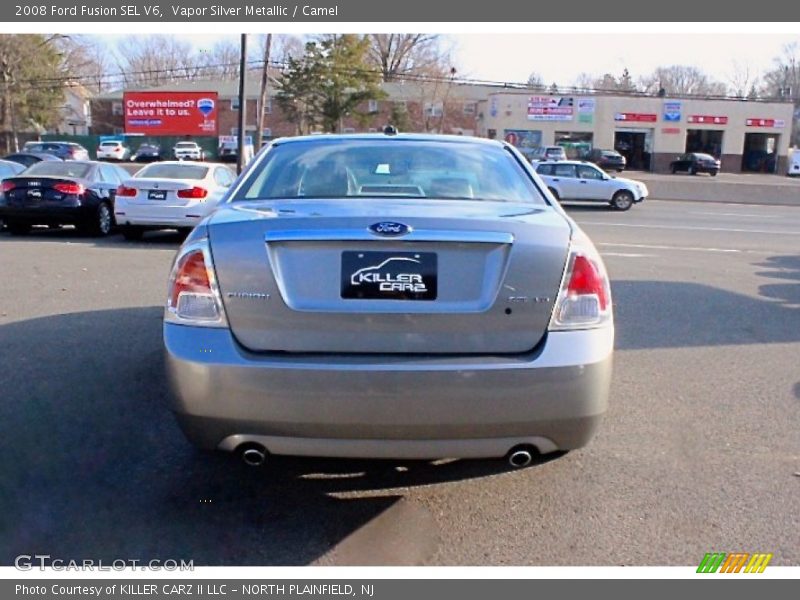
[148,190,167,200]
[27,190,42,198]
[341,251,437,300]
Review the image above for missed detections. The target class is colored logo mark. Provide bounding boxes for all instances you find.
[697,552,773,573]
[197,98,215,117]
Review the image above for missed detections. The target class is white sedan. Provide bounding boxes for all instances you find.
[534,160,648,211]
[115,161,236,240]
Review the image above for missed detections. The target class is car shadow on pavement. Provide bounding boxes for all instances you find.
[612,275,800,351]
[0,307,560,566]
[0,227,187,248]
[753,254,800,308]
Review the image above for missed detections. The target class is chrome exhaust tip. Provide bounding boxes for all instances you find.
[507,446,535,468]
[239,444,268,467]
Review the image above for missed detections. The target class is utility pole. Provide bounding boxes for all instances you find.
[237,33,248,174]
[257,34,272,149]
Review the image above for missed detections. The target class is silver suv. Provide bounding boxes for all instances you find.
[535,160,648,211]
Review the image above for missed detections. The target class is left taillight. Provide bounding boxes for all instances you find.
[1,181,15,193]
[549,231,613,330]
[116,185,137,197]
[53,182,85,195]
[177,186,208,199]
[165,240,227,327]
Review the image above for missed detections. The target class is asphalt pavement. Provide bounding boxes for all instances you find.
[0,199,798,566]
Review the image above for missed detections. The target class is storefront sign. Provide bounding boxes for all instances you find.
[528,96,574,121]
[663,101,682,122]
[687,115,729,125]
[615,112,657,123]
[746,118,785,128]
[661,127,682,134]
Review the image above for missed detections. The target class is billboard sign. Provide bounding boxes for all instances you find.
[614,112,657,123]
[528,96,574,121]
[503,129,543,156]
[123,92,218,136]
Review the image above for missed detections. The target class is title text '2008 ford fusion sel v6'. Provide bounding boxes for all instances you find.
[163,134,614,467]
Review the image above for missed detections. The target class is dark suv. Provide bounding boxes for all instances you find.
[25,142,90,161]
[587,149,626,172]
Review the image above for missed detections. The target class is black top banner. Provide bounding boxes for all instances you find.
[4,0,800,22]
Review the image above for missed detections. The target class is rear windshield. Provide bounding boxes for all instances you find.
[175,142,198,148]
[100,141,121,147]
[234,139,545,204]
[135,164,208,180]
[695,153,716,161]
[24,162,92,178]
[602,151,620,157]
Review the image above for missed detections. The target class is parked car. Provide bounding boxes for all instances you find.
[173,141,205,161]
[163,134,614,467]
[587,149,626,172]
[535,160,647,211]
[0,159,26,179]
[788,150,800,177]
[0,159,25,231]
[115,161,236,240]
[24,141,90,161]
[670,152,720,176]
[217,139,255,164]
[529,145,567,162]
[2,152,63,168]
[0,160,129,236]
[132,143,162,163]
[96,140,131,162]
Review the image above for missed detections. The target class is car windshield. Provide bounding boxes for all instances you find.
[24,162,92,178]
[136,164,208,180]
[235,139,545,204]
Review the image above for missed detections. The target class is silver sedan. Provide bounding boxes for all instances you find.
[163,133,614,467]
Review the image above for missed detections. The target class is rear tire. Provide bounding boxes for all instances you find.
[611,190,634,211]
[122,225,145,241]
[81,202,113,237]
[6,220,31,235]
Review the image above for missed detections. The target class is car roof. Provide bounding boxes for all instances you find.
[272,132,505,148]
[536,160,593,166]
[139,160,217,167]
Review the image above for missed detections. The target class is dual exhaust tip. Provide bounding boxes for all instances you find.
[237,443,537,469]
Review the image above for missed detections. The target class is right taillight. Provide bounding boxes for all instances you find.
[177,186,208,199]
[1,181,15,193]
[116,185,137,197]
[549,235,612,330]
[165,240,227,327]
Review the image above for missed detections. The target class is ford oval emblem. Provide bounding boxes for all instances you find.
[369,221,411,237]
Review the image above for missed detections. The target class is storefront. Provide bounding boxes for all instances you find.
[478,92,794,174]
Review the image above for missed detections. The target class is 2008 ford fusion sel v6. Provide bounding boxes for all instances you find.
[163,133,613,467]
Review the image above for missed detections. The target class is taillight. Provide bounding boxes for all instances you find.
[116,185,137,197]
[165,241,227,326]
[177,186,208,199]
[549,234,612,330]
[53,182,85,195]
[1,181,15,193]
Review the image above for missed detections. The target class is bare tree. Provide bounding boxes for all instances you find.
[527,72,545,91]
[573,72,596,93]
[639,65,727,97]
[727,60,759,99]
[196,39,241,80]
[114,35,198,87]
[366,34,449,81]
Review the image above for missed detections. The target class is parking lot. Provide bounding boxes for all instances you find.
[0,198,798,566]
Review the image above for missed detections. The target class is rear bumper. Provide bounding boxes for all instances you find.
[0,203,94,223]
[164,323,614,459]
[115,199,210,228]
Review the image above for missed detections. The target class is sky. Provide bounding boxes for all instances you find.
[100,32,800,87]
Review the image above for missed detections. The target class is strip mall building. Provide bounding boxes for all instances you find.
[477,92,795,174]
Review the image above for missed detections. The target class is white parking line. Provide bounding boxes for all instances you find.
[688,211,787,219]
[579,221,800,235]
[599,242,740,253]
[600,252,654,258]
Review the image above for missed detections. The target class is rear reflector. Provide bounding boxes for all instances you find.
[177,186,208,199]
[53,182,85,195]
[116,185,137,197]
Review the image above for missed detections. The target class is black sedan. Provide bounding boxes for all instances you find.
[670,152,721,176]
[133,143,162,163]
[0,160,129,236]
[3,152,63,168]
[587,149,626,172]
